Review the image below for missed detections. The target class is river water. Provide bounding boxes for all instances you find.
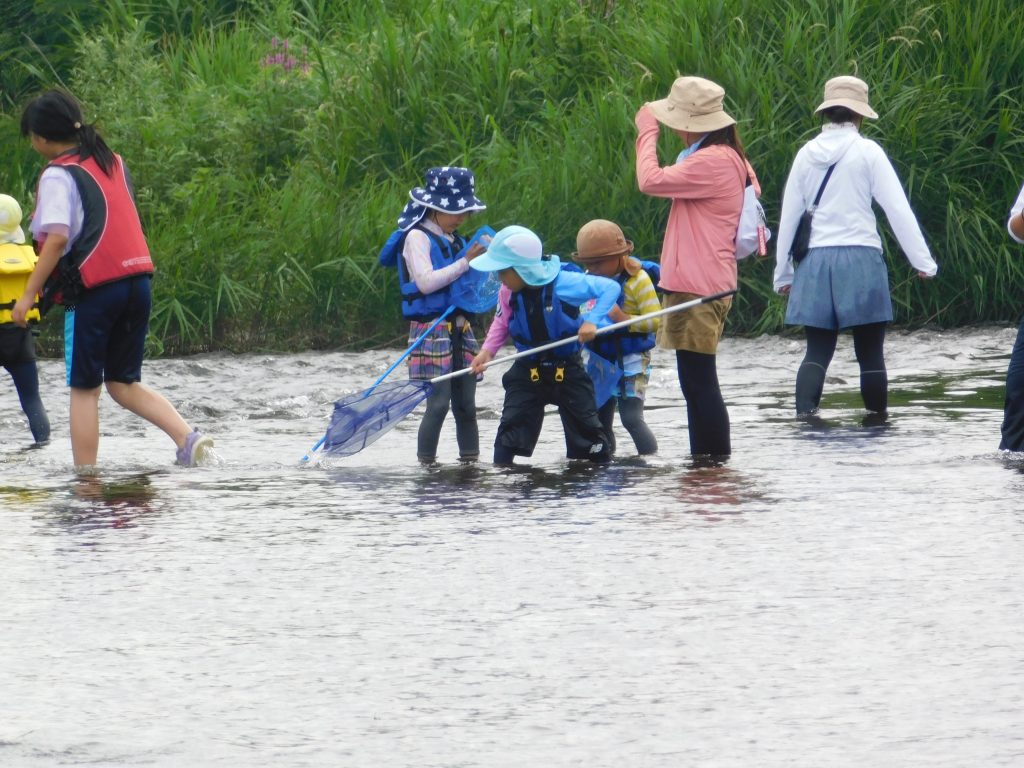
[2,327,1022,767]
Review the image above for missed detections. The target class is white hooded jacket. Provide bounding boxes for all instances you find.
[773,124,937,292]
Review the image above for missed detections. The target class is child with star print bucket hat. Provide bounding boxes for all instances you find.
[382,166,489,464]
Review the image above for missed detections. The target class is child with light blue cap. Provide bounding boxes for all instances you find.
[469,225,621,464]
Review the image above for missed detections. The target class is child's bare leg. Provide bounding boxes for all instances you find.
[105,381,191,448]
[69,386,102,467]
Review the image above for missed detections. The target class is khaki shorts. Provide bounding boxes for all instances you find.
[656,291,732,354]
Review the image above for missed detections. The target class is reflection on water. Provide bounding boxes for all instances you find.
[53,473,161,531]
[1,328,1022,768]
[674,462,763,516]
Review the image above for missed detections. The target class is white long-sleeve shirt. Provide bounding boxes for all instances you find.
[773,124,937,292]
[401,217,469,295]
[1007,183,1024,244]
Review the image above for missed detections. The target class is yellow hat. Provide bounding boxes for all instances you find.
[0,194,26,244]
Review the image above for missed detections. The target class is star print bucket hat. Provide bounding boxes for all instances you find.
[396,166,487,231]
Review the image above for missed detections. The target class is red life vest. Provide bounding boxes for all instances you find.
[39,152,153,304]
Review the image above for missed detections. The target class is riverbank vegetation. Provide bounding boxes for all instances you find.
[2,0,1023,354]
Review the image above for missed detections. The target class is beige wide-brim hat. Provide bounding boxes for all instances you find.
[814,75,879,119]
[648,76,736,133]
[572,219,634,262]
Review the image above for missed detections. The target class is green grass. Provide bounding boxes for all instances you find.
[1,0,1023,354]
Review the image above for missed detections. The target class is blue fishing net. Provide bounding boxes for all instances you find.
[449,225,500,314]
[584,350,623,409]
[449,268,501,313]
[322,380,432,457]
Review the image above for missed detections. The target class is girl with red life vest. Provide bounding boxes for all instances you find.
[11,90,213,470]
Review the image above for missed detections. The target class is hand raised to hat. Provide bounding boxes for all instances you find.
[635,103,658,131]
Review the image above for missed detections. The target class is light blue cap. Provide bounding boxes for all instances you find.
[469,225,561,286]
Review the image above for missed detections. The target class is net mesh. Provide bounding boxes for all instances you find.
[584,350,623,408]
[322,380,432,458]
[449,268,501,314]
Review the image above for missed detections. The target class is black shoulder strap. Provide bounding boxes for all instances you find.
[811,164,837,208]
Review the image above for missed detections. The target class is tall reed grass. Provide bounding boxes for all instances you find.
[1,0,1023,353]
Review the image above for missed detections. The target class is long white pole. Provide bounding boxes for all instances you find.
[430,289,736,384]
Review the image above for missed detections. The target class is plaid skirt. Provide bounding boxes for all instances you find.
[407,315,481,380]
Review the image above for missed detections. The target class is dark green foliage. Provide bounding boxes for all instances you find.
[1,0,1023,354]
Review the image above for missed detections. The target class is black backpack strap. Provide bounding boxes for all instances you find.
[810,163,837,211]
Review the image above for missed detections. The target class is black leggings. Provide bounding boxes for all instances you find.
[598,396,658,456]
[4,360,50,444]
[417,376,478,461]
[795,323,887,415]
[675,350,730,457]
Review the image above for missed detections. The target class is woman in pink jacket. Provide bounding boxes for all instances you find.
[635,76,759,458]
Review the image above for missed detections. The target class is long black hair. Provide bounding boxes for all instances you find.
[699,124,748,167]
[20,90,115,175]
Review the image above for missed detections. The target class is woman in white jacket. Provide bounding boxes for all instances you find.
[773,76,937,418]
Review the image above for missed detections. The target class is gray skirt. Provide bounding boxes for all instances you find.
[785,245,893,330]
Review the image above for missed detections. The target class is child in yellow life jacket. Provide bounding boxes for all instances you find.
[0,194,50,445]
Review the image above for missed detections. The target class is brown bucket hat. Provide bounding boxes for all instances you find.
[572,219,634,262]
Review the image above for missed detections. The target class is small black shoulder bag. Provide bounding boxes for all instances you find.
[790,163,837,264]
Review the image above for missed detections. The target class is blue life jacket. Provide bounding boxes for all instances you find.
[508,277,582,359]
[588,261,659,363]
[379,225,468,321]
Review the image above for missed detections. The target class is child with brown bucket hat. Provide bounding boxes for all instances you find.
[635,76,763,457]
[572,219,661,456]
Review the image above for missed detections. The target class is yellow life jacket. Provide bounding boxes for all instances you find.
[0,242,40,324]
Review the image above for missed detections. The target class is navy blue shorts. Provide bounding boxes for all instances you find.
[64,275,152,388]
